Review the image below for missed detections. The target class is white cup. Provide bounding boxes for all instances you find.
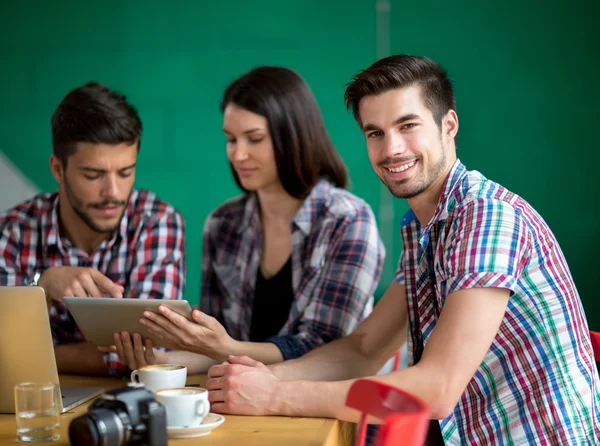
[155,387,210,427]
[130,364,187,393]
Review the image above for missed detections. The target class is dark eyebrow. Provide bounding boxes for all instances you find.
[223,128,264,135]
[393,113,420,126]
[362,123,381,133]
[118,163,137,171]
[79,163,136,173]
[362,113,422,132]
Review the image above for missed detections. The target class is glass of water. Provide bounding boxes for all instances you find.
[14,382,61,443]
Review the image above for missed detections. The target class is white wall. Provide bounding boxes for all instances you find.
[0,151,40,211]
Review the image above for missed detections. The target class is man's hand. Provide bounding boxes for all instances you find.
[39,266,124,303]
[206,356,281,415]
[98,332,168,371]
[55,342,110,375]
[140,307,235,362]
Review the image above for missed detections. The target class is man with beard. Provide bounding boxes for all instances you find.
[0,82,185,377]
[204,56,600,444]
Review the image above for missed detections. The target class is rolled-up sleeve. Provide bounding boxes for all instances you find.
[443,199,530,297]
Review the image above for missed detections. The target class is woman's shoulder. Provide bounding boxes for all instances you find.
[203,194,253,234]
[314,180,375,221]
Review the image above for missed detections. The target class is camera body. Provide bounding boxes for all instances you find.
[69,384,167,446]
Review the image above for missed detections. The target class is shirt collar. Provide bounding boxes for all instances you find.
[46,194,61,250]
[237,179,332,236]
[421,159,467,235]
[114,203,129,242]
[292,179,331,235]
[239,193,261,233]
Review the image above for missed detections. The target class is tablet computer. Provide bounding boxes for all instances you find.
[63,297,193,349]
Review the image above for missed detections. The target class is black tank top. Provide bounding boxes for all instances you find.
[249,257,293,342]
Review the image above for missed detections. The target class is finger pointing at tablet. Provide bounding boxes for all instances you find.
[38,266,124,303]
[90,269,124,298]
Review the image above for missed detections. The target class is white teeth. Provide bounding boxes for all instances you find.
[387,160,416,173]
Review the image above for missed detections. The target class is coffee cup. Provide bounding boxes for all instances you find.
[130,364,187,393]
[155,387,210,427]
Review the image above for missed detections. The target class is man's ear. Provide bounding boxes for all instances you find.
[443,109,459,142]
[49,154,65,185]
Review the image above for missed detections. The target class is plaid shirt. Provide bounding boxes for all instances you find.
[396,160,600,444]
[200,179,385,360]
[0,190,186,376]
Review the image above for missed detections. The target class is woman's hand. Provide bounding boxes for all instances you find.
[140,307,236,362]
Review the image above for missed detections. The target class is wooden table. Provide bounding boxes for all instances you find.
[0,374,354,445]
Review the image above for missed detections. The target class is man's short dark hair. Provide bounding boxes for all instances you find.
[344,55,456,127]
[51,82,142,163]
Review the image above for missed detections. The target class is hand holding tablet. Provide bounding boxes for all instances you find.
[63,297,193,349]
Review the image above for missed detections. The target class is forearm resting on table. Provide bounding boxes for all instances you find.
[55,343,109,376]
[227,340,284,365]
[274,363,445,422]
[167,351,219,374]
[270,333,400,383]
[166,345,280,374]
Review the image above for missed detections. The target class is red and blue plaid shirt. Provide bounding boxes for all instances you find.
[397,160,600,444]
[200,179,385,359]
[0,190,186,376]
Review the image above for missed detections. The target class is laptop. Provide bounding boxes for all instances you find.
[0,286,103,414]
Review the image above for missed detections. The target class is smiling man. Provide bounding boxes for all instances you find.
[0,82,185,377]
[205,56,600,444]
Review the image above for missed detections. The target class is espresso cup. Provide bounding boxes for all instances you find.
[130,364,187,393]
[155,387,210,427]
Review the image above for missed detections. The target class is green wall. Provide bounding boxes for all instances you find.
[386,0,599,328]
[0,0,380,305]
[1,1,598,328]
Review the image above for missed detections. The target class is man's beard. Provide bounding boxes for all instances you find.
[64,178,128,234]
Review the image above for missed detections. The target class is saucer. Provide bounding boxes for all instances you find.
[167,413,225,438]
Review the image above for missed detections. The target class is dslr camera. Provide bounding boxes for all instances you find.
[69,384,167,446]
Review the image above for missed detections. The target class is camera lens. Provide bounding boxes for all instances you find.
[69,408,131,446]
